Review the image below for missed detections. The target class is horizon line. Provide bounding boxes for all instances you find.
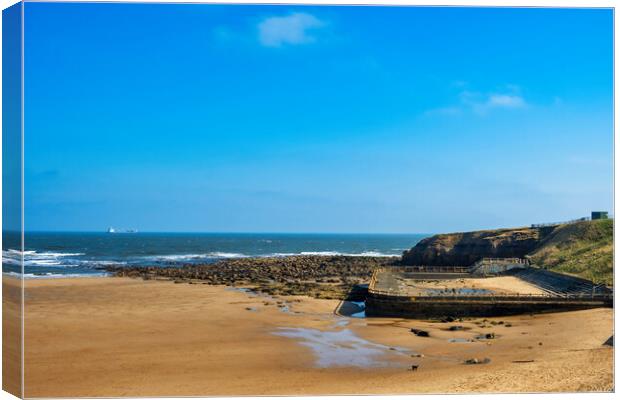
[9,229,433,235]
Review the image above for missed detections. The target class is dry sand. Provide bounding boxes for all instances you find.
[406,276,549,296]
[3,277,22,397]
[3,276,613,397]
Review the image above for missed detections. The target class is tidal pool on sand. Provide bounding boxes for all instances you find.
[273,327,409,368]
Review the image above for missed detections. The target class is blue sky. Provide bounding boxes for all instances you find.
[23,4,613,233]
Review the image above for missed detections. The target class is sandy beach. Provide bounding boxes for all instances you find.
[389,276,549,296]
[7,276,612,397]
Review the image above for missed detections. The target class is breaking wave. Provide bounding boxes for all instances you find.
[2,247,400,279]
[2,249,86,268]
[3,271,110,279]
[138,252,248,262]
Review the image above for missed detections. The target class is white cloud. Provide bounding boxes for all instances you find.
[258,13,324,47]
[425,87,528,117]
[448,89,527,115]
[487,94,525,108]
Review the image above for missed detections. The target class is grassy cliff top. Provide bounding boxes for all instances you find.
[528,219,613,285]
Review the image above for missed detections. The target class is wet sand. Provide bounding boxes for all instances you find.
[8,277,613,397]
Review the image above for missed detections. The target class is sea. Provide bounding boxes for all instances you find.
[2,232,427,279]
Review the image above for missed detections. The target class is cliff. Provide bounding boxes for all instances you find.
[402,227,542,266]
[401,219,613,284]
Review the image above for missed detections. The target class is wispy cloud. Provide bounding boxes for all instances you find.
[463,91,526,114]
[487,94,525,108]
[427,85,527,116]
[258,13,324,47]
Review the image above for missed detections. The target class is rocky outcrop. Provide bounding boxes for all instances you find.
[106,255,398,300]
[401,227,542,266]
[402,219,613,283]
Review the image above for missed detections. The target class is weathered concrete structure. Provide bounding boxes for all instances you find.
[366,261,612,318]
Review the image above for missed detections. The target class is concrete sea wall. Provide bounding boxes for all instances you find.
[365,294,611,318]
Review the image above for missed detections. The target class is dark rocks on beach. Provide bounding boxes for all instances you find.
[465,357,491,365]
[475,333,496,340]
[448,325,469,331]
[105,255,398,300]
[411,365,419,371]
[411,329,430,337]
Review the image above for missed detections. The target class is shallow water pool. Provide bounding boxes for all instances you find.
[273,327,409,368]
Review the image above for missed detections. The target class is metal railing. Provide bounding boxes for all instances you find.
[531,217,589,228]
[475,257,529,266]
[389,265,471,273]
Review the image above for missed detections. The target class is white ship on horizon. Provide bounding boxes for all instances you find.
[107,227,138,234]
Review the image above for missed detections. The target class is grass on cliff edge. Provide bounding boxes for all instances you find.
[529,219,613,285]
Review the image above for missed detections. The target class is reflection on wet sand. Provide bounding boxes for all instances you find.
[273,327,410,368]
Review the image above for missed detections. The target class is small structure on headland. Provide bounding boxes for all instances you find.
[365,258,612,318]
[592,211,609,220]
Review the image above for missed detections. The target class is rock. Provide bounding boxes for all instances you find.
[411,328,430,337]
[448,325,467,331]
[106,255,398,300]
[476,333,496,340]
[604,336,613,347]
[402,227,541,266]
[465,357,491,365]
[411,365,419,371]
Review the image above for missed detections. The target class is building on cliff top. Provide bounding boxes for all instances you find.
[592,211,609,220]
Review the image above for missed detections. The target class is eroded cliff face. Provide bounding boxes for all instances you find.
[401,227,542,266]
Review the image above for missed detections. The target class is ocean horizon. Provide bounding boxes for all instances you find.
[2,231,428,278]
